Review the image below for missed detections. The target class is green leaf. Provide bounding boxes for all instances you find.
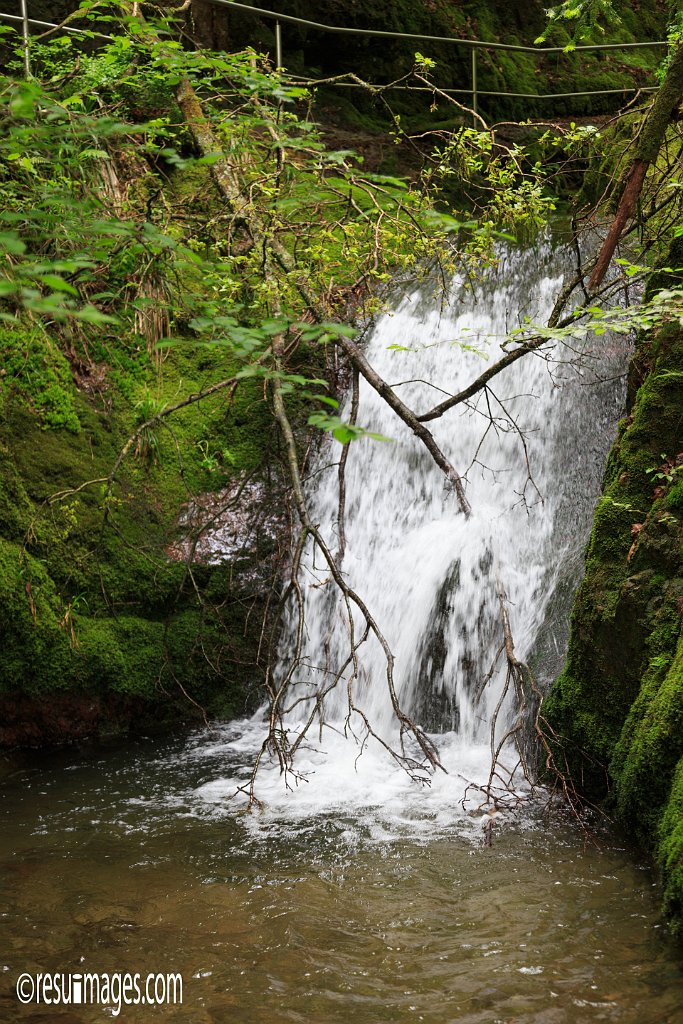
[37,274,79,295]
[259,318,289,336]
[74,305,119,325]
[9,83,40,118]
[0,232,26,255]
[304,393,339,409]
[308,412,391,444]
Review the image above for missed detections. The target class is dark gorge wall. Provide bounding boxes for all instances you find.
[192,0,669,121]
[1,0,669,121]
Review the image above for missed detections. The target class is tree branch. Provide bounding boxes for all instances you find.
[590,43,683,289]
[335,334,471,516]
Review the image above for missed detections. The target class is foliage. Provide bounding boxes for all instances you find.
[420,125,558,244]
[0,12,592,448]
[535,0,620,47]
[657,8,683,83]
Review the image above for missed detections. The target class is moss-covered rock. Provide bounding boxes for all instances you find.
[0,324,81,433]
[612,631,683,849]
[660,755,683,934]
[545,313,683,933]
[0,321,277,747]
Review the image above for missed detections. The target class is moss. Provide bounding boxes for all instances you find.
[75,616,164,696]
[659,756,683,935]
[0,439,33,539]
[0,324,80,433]
[545,308,683,932]
[586,494,638,561]
[0,538,75,696]
[611,630,683,844]
[667,480,683,513]
[0,309,275,744]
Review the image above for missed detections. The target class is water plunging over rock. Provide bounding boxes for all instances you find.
[212,242,631,823]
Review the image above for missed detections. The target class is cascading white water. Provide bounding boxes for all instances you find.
[197,241,629,831]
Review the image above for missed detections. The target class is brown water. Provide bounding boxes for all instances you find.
[1,732,682,1023]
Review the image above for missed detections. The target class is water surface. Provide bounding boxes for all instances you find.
[1,732,682,1023]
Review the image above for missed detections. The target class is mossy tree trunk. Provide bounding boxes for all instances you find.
[590,43,683,289]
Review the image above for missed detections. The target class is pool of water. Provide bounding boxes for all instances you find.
[1,730,682,1023]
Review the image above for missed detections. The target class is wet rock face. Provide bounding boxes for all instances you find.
[0,693,167,749]
[545,319,683,935]
[166,475,285,572]
[410,550,500,733]
[411,560,463,733]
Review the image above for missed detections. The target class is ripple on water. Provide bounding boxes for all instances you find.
[1,731,682,1023]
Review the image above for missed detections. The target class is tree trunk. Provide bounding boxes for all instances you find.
[590,43,683,290]
[190,0,231,51]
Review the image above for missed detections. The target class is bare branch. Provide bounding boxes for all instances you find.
[335,333,471,516]
[337,366,359,563]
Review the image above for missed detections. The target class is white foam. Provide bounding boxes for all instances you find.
[194,243,629,838]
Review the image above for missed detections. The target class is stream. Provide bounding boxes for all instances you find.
[1,732,682,1022]
[3,242,683,1021]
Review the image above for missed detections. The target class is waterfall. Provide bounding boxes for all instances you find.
[199,241,629,829]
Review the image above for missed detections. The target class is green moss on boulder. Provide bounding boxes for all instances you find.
[545,316,683,933]
[660,756,683,934]
[0,319,275,747]
[0,325,81,433]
